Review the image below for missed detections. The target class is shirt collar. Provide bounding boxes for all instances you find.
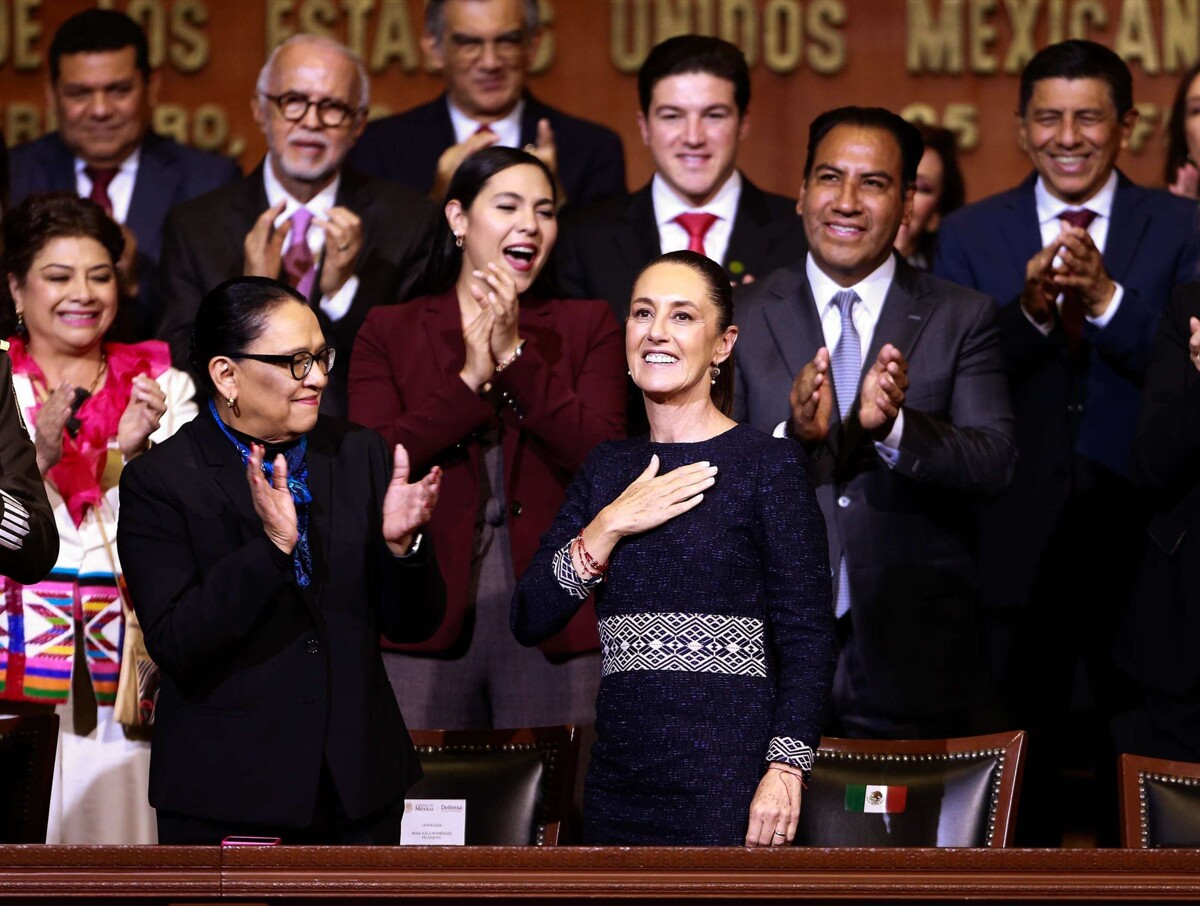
[806,251,896,318]
[651,170,742,227]
[447,97,526,148]
[73,145,141,177]
[1034,169,1118,226]
[262,157,341,220]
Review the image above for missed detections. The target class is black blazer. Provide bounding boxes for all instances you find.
[346,91,626,214]
[116,412,445,827]
[553,176,807,322]
[155,164,436,417]
[8,131,241,338]
[733,256,1016,723]
[1118,283,1200,695]
[0,352,57,584]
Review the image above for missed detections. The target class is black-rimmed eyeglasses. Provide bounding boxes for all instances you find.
[260,92,362,128]
[228,347,337,380]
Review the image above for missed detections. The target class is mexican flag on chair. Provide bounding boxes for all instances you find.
[845,784,907,813]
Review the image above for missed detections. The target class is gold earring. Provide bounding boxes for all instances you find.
[454,233,464,248]
[15,312,24,335]
[226,396,236,409]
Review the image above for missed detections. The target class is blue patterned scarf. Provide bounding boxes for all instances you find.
[208,399,313,587]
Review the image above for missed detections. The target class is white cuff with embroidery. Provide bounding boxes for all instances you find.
[766,736,815,779]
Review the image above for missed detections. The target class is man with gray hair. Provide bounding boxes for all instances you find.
[348,0,625,212]
[156,34,435,417]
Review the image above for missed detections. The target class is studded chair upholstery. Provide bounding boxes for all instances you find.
[0,713,59,843]
[1119,753,1200,848]
[406,726,579,845]
[795,730,1026,848]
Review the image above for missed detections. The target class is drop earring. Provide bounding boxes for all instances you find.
[711,364,721,385]
[454,233,464,248]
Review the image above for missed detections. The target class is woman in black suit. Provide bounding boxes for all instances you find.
[117,276,444,844]
[1118,284,1200,761]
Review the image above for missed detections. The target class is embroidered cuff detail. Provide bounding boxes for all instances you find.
[0,489,30,551]
[552,540,600,600]
[766,736,815,779]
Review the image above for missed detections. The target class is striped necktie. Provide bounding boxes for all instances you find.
[830,288,861,620]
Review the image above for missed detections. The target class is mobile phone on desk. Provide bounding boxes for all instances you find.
[221,835,281,846]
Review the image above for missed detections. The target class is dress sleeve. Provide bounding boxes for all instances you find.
[0,355,57,583]
[750,439,837,778]
[510,446,604,646]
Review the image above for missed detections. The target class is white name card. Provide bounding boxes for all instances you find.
[399,799,467,845]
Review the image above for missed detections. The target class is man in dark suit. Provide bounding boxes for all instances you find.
[554,35,806,324]
[347,0,624,212]
[934,41,1200,844]
[8,9,240,338]
[734,107,1016,740]
[157,35,435,418]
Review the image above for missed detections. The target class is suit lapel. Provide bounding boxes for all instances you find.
[862,256,934,379]
[1103,172,1148,283]
[622,184,664,265]
[1001,174,1044,284]
[302,425,333,591]
[126,134,180,249]
[724,177,770,273]
[47,134,77,191]
[195,406,264,529]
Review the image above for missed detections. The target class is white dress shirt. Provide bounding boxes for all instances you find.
[652,170,741,267]
[448,97,525,149]
[74,148,140,224]
[262,163,358,322]
[1030,169,1123,334]
[774,253,904,460]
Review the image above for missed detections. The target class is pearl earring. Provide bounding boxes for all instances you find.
[711,364,721,385]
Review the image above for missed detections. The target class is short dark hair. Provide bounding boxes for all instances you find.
[50,9,151,82]
[803,107,924,190]
[1,192,125,338]
[1018,40,1133,118]
[637,35,750,116]
[190,277,305,395]
[631,250,736,416]
[425,146,557,294]
[424,0,539,42]
[1165,61,1200,185]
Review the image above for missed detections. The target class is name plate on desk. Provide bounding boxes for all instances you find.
[400,799,466,845]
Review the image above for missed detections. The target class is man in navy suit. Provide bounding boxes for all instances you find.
[735,107,1015,741]
[346,0,624,213]
[8,9,240,338]
[934,40,1200,845]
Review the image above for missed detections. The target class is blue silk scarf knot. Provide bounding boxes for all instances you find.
[208,398,314,587]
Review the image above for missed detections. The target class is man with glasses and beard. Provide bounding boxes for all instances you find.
[156,35,435,418]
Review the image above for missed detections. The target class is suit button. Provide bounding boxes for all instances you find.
[306,638,321,655]
[509,501,523,517]
[837,495,851,508]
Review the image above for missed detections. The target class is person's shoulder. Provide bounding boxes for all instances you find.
[528,95,622,145]
[904,260,995,312]
[529,295,616,325]
[735,258,808,312]
[362,293,442,332]
[1119,174,1199,221]
[8,132,65,164]
[123,416,202,481]
[341,166,435,210]
[941,178,1033,232]
[165,172,250,224]
[560,187,640,232]
[360,97,446,138]
[143,133,238,174]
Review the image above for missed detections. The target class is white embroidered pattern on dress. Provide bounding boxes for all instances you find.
[598,612,766,677]
[766,736,814,774]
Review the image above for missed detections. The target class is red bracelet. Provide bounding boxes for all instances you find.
[574,533,608,575]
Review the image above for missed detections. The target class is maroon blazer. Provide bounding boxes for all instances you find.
[349,291,626,654]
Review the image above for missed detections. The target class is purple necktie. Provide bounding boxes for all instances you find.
[1058,208,1097,355]
[282,207,316,299]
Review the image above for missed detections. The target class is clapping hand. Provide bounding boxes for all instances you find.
[788,348,832,444]
[382,444,441,557]
[33,381,75,473]
[859,344,908,435]
[470,263,521,363]
[246,443,298,555]
[117,373,166,460]
[244,199,290,279]
[315,206,363,297]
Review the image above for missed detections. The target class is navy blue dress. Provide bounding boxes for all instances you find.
[512,424,837,845]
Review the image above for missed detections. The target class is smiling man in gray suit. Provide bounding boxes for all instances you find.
[733,107,1016,739]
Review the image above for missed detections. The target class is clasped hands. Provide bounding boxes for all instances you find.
[459,263,525,393]
[244,199,364,297]
[1021,225,1115,326]
[788,344,908,444]
[247,442,441,558]
[35,373,165,474]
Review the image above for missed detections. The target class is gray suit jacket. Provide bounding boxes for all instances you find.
[733,255,1016,726]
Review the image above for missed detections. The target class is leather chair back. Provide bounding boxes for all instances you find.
[407,726,578,845]
[796,730,1026,848]
[0,713,59,843]
[1119,753,1200,848]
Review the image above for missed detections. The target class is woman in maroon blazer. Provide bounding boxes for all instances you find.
[349,147,625,730]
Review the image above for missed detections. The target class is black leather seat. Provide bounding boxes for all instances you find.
[1119,753,1200,848]
[406,726,579,845]
[0,713,59,843]
[796,730,1026,847]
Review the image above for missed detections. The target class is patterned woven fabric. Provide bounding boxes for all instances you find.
[598,612,766,677]
[552,541,592,600]
[830,288,860,621]
[765,735,815,776]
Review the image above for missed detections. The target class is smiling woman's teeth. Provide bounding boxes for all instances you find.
[645,353,677,364]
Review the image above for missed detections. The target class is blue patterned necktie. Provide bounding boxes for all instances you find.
[830,288,861,620]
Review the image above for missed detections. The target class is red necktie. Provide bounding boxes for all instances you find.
[282,207,316,299]
[85,167,119,217]
[1058,208,1097,355]
[474,123,495,137]
[674,212,719,258]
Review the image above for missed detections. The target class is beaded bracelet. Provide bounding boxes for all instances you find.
[494,339,526,374]
[572,532,608,576]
